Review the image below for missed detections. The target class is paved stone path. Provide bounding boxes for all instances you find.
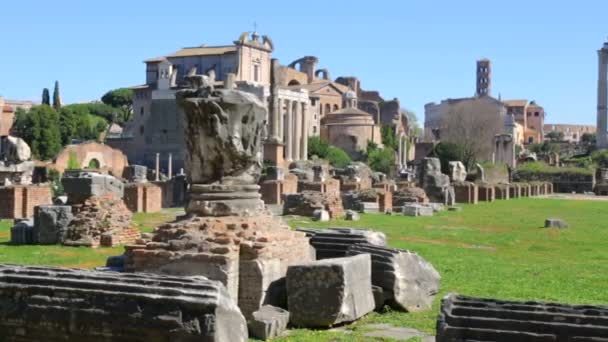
[327,323,435,341]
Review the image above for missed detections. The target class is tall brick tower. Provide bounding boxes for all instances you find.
[476,59,491,96]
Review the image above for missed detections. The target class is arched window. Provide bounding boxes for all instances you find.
[288,79,300,86]
[87,158,100,169]
[333,104,339,112]
[325,104,331,114]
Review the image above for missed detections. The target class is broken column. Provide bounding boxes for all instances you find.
[122,73,312,319]
[347,243,440,312]
[0,264,247,341]
[437,293,608,342]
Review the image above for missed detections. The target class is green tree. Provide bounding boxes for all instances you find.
[432,141,466,173]
[18,105,62,160]
[582,132,596,144]
[326,146,351,168]
[52,80,62,110]
[380,125,397,150]
[546,131,564,142]
[368,147,395,173]
[41,88,50,106]
[101,88,134,122]
[308,136,330,159]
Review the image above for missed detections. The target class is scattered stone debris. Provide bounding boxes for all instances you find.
[437,293,608,341]
[32,205,73,244]
[345,209,360,221]
[248,305,290,341]
[287,254,375,327]
[448,161,467,182]
[296,227,386,259]
[284,190,344,219]
[10,219,34,245]
[402,204,434,217]
[347,243,441,312]
[0,264,248,341]
[545,218,568,229]
[312,208,330,221]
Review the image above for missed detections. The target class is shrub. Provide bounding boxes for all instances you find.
[432,142,466,173]
[326,146,351,168]
[591,150,608,168]
[368,147,395,174]
[308,136,330,159]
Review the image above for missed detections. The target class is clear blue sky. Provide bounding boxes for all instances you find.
[1,0,606,125]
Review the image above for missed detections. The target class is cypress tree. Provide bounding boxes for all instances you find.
[42,88,50,106]
[52,80,62,110]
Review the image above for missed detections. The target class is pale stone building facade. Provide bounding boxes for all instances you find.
[543,124,596,143]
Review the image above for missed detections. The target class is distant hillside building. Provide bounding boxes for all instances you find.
[543,124,596,143]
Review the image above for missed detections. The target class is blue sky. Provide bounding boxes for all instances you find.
[1,0,606,125]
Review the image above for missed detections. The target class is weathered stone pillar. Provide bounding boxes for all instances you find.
[398,135,403,168]
[285,100,292,162]
[271,97,280,140]
[294,101,302,161]
[598,43,608,149]
[155,153,160,181]
[168,153,173,179]
[301,102,309,160]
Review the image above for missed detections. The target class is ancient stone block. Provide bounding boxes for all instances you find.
[62,171,124,204]
[313,209,330,221]
[286,254,375,327]
[437,293,608,342]
[393,186,430,206]
[122,164,147,183]
[284,191,344,219]
[248,305,290,341]
[124,215,313,317]
[296,227,386,259]
[10,219,33,245]
[372,285,386,311]
[345,209,360,221]
[545,218,568,229]
[33,205,73,244]
[448,161,467,182]
[403,204,434,217]
[347,244,441,312]
[0,264,248,341]
[420,158,454,205]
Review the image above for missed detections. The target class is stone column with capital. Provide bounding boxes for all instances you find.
[155,153,160,181]
[598,45,608,149]
[285,100,292,162]
[168,153,173,179]
[293,101,301,161]
[301,102,309,160]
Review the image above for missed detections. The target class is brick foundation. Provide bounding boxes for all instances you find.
[454,182,478,204]
[123,183,162,213]
[299,178,340,195]
[477,184,495,202]
[260,174,298,205]
[0,185,52,219]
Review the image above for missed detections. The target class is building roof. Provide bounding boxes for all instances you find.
[166,45,238,58]
[294,80,349,94]
[144,57,168,63]
[502,99,528,107]
[327,107,372,116]
[129,84,151,90]
[2,105,14,113]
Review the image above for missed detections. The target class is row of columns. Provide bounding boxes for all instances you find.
[397,134,408,168]
[271,98,309,162]
[155,153,173,181]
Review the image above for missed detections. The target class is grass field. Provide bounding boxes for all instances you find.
[0,199,607,341]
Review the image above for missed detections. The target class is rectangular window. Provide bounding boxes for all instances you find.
[254,64,260,82]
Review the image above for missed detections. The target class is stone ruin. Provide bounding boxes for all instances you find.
[418,158,455,206]
[0,264,247,341]
[120,74,313,323]
[0,135,34,185]
[437,293,608,341]
[60,171,139,247]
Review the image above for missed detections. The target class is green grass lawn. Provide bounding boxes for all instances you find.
[0,208,181,268]
[281,197,608,340]
[1,199,607,341]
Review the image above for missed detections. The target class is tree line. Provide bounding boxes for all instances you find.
[13,82,134,160]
